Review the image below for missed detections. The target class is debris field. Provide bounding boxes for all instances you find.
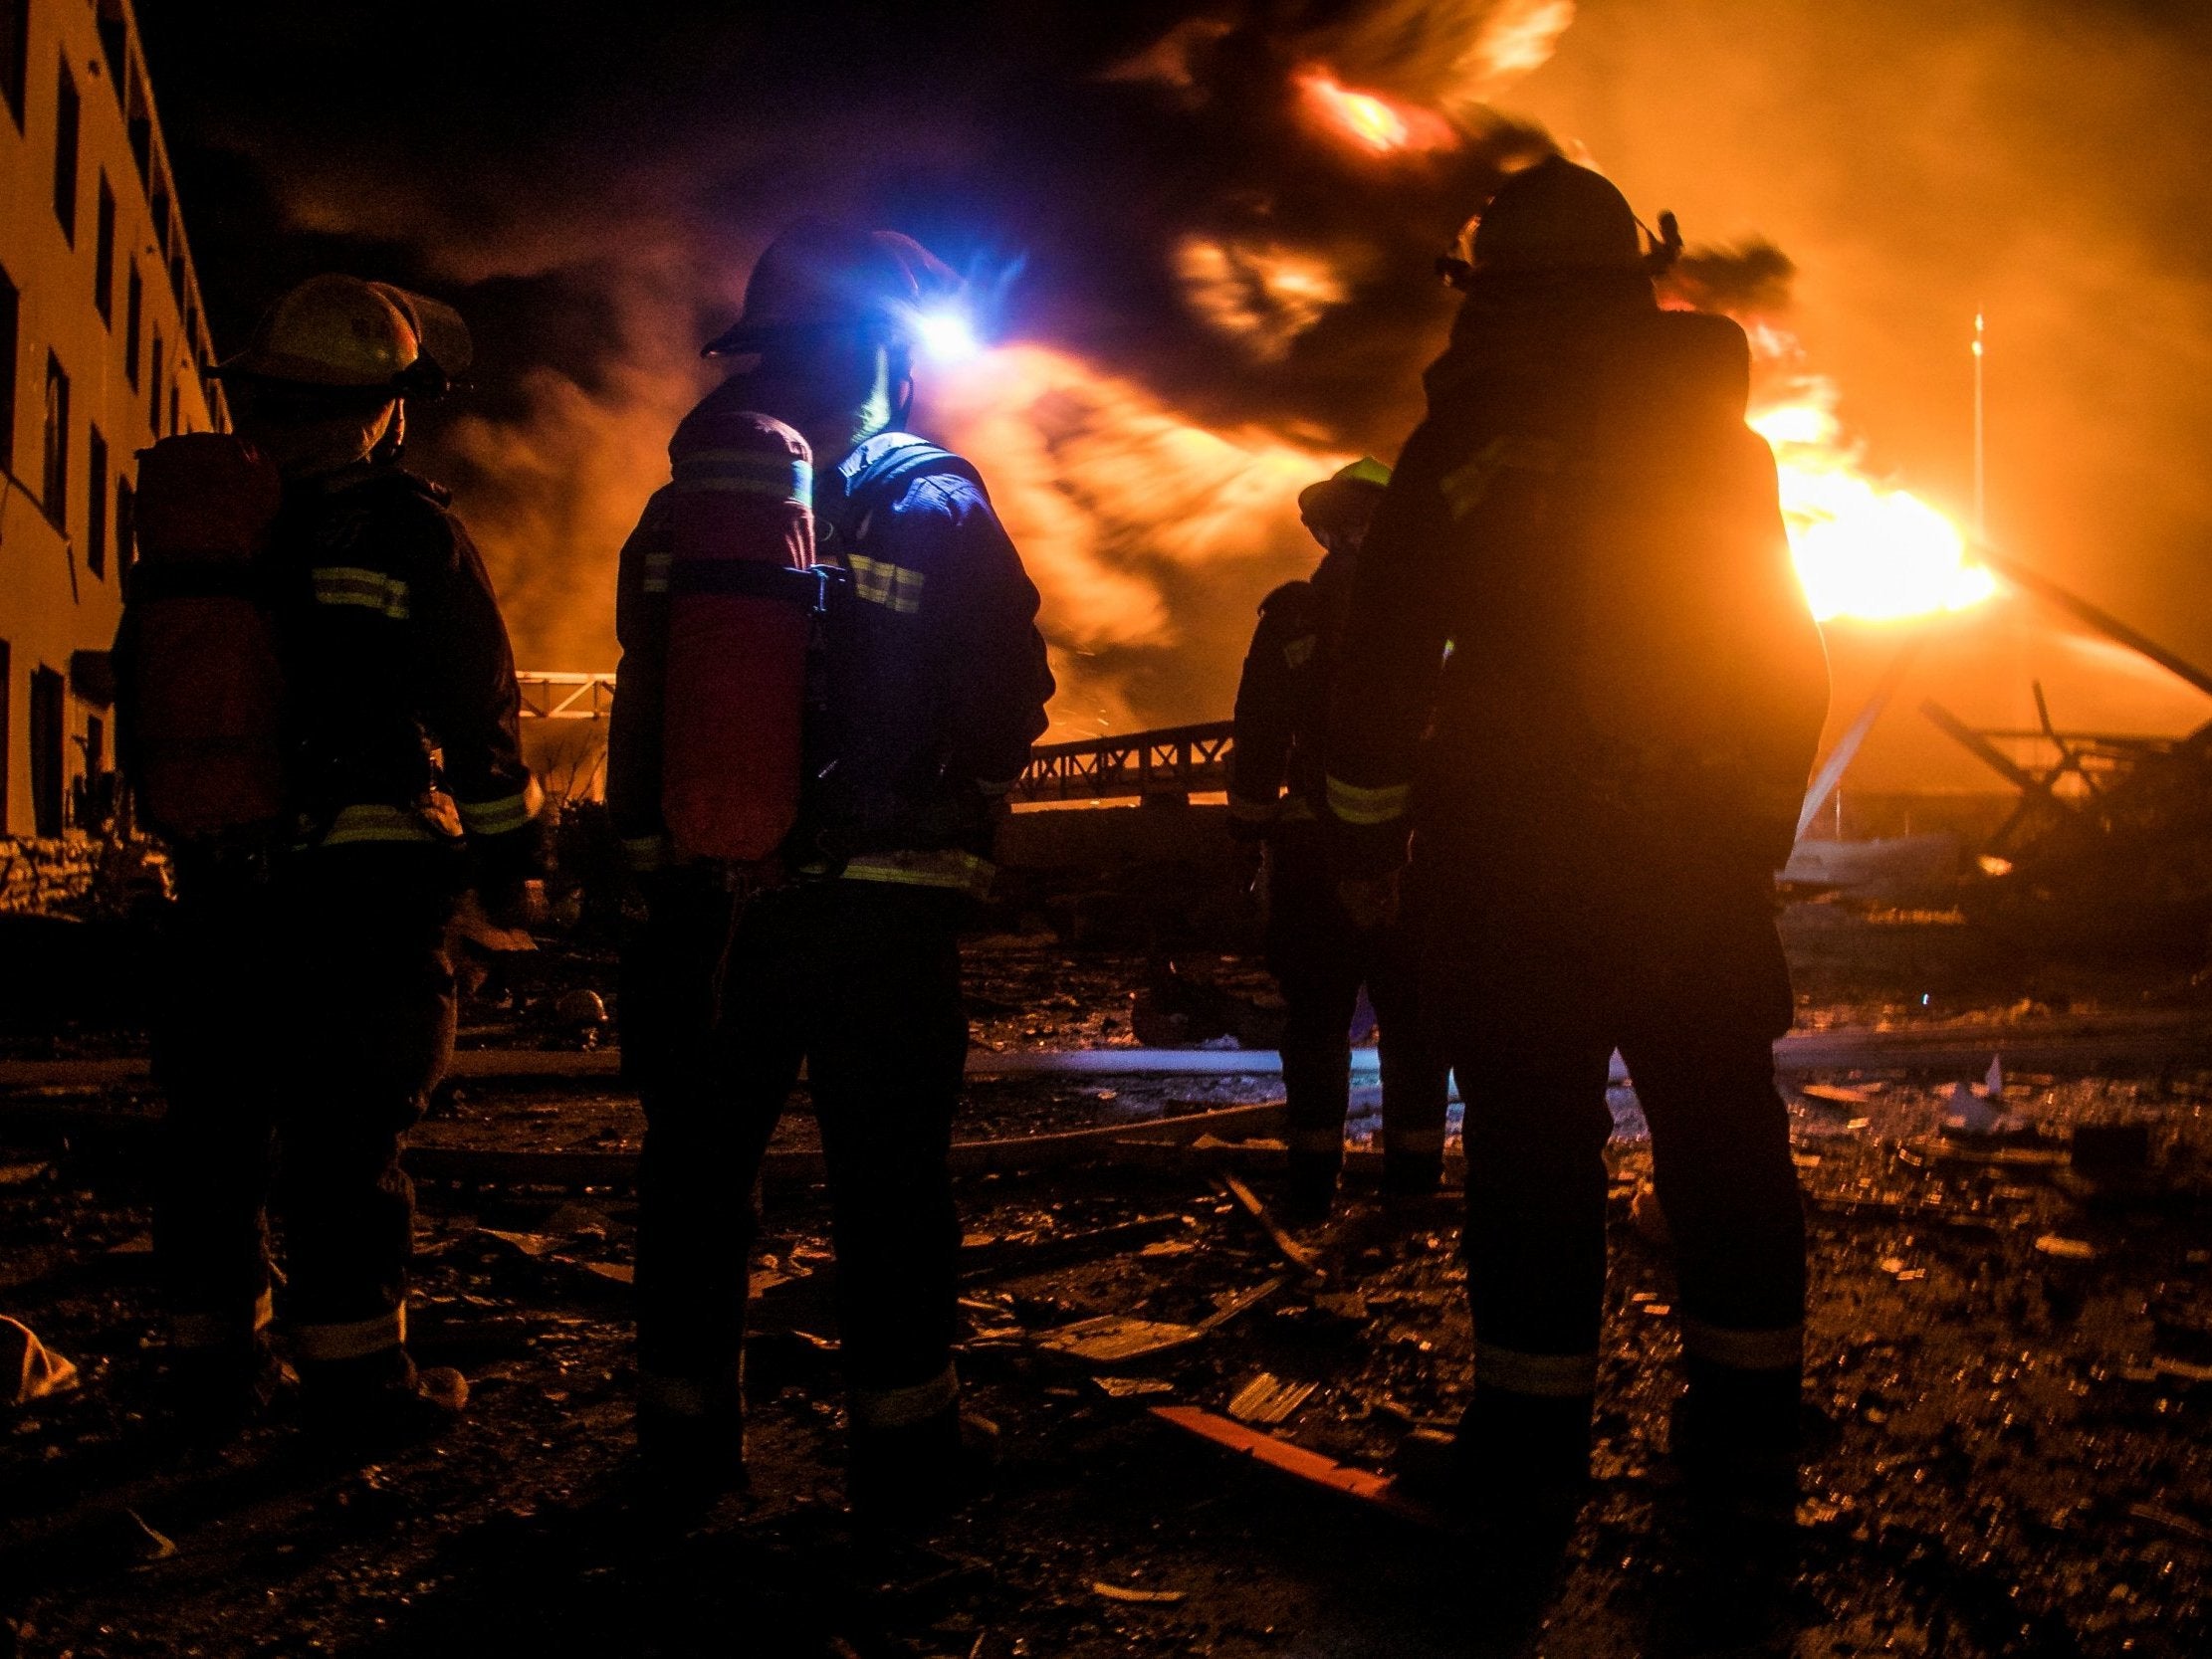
[2,909,2210,1657]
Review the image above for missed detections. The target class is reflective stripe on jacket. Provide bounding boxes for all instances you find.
[609,393,1055,897]
[275,465,540,854]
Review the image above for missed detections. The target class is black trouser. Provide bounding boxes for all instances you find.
[1266,829,1450,1173]
[154,847,459,1375]
[1415,803,1805,1444]
[623,876,969,1436]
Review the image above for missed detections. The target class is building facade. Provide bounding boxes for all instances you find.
[1,0,221,839]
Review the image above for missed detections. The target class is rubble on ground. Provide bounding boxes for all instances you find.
[2,907,2210,1654]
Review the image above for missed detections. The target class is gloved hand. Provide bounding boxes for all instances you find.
[1225,805,1274,846]
[472,818,553,932]
[1337,869,1403,931]
[806,774,905,862]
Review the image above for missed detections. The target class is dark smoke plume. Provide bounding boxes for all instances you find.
[1662,242,1797,318]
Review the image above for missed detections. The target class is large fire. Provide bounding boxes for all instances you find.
[923,342,1348,738]
[1294,70,1457,155]
[1747,355,1995,624]
[1173,235,1350,360]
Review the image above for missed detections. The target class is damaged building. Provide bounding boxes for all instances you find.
[0,0,222,852]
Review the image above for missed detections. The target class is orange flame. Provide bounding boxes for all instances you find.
[921,342,1346,737]
[1745,347,1994,624]
[1294,69,1456,155]
[1173,235,1349,359]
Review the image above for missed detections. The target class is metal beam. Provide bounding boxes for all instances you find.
[1796,629,1927,842]
[1015,720,1236,803]
[1981,549,2212,704]
[515,671,616,720]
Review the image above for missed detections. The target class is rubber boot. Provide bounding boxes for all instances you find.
[1669,1361,1804,1519]
[1280,1151,1342,1226]
[166,1338,297,1441]
[848,1406,998,1530]
[1456,1386,1595,1536]
[1380,1151,1444,1199]
[636,1366,748,1507]
[300,1349,467,1450]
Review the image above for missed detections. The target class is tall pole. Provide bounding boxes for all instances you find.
[1972,311,1986,543]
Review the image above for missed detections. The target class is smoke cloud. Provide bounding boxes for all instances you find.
[143,0,2212,788]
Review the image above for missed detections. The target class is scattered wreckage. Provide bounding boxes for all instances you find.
[1786,550,2212,956]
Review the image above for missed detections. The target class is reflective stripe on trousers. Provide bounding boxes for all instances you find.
[456,776,546,837]
[1681,1318,1804,1372]
[316,803,450,848]
[171,1287,276,1351]
[851,1363,960,1432]
[1383,1127,1447,1157]
[620,832,671,873]
[638,1360,743,1420]
[294,1305,406,1364]
[1474,1341,1599,1399]
[1325,774,1411,827]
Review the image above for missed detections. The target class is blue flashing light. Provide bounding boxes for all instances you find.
[912,305,983,363]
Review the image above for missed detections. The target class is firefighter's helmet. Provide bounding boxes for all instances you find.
[1298,455,1392,536]
[703,220,960,356]
[215,275,471,396]
[1439,156,1680,286]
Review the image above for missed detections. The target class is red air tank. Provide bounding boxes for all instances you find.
[119,434,288,840]
[659,409,817,863]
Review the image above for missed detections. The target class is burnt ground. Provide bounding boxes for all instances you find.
[3,902,2212,1657]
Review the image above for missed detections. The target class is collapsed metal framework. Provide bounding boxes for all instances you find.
[1012,721,1236,805]
[1903,551,2212,950]
[516,672,616,721]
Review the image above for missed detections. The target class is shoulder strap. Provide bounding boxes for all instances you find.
[124,561,272,605]
[830,434,984,542]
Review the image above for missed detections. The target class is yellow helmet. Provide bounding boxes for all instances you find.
[1298,456,1392,534]
[215,274,471,394]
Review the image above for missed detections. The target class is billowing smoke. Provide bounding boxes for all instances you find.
[922,343,1350,736]
[148,0,2212,787]
[166,1,1580,738]
[1312,0,1578,117]
[1662,242,1798,318]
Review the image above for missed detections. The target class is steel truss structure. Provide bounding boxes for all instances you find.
[1012,721,1235,805]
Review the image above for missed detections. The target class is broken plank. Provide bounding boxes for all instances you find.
[1034,1316,1208,1365]
[1217,1173,1323,1276]
[958,1214,1190,1282]
[402,1102,1296,1191]
[1226,1372,1317,1427]
[1148,1405,1445,1528]
[1025,1278,1283,1365]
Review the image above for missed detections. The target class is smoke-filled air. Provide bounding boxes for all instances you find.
[161,0,2212,777]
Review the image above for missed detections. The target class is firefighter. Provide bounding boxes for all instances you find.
[1229,458,1450,1221]
[126,275,546,1440]
[1324,158,1830,1514]
[608,221,1054,1515]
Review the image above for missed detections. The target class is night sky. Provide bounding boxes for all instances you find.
[135,1,2212,776]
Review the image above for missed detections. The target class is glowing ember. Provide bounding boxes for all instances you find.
[1294,70,1455,155]
[1173,236,1349,359]
[1750,379,1995,623]
[1467,0,1579,91]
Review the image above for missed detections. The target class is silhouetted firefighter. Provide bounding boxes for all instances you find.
[1324,158,1831,1521]
[1229,457,1451,1221]
[117,276,546,1443]
[608,221,1053,1517]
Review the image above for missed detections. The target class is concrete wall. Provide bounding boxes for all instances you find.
[0,0,219,837]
